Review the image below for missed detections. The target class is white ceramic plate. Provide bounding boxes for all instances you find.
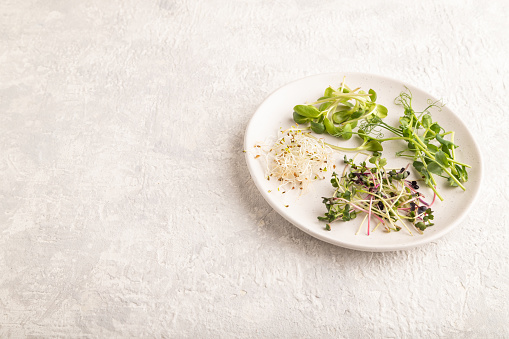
[244,72,482,252]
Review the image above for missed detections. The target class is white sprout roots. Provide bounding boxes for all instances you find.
[264,128,333,192]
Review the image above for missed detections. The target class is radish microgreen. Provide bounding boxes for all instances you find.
[319,154,435,235]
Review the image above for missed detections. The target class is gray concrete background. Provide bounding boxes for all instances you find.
[0,0,507,337]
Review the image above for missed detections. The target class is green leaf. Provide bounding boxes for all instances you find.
[427,162,442,175]
[436,134,456,149]
[430,123,441,134]
[422,114,432,128]
[357,129,368,141]
[414,166,432,186]
[427,144,439,152]
[443,144,453,158]
[336,105,351,112]
[401,128,412,138]
[351,110,364,120]
[343,190,352,201]
[323,117,338,135]
[448,176,459,187]
[294,105,321,118]
[415,222,427,231]
[310,121,325,134]
[456,165,468,182]
[324,86,334,97]
[319,102,332,111]
[341,123,353,140]
[332,110,351,124]
[413,161,426,174]
[379,158,387,167]
[364,140,383,152]
[365,101,377,113]
[342,208,351,221]
[400,116,411,127]
[375,104,388,118]
[368,89,377,102]
[434,150,450,167]
[330,178,338,188]
[293,112,309,124]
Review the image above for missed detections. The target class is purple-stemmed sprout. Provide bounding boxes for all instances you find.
[318,153,436,234]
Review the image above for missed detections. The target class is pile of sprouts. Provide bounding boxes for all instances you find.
[259,128,333,193]
[319,153,436,235]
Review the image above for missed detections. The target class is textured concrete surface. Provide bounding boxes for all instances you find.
[0,0,508,337]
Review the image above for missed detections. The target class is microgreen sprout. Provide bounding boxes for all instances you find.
[260,127,333,193]
[292,79,470,200]
[356,88,470,200]
[318,153,436,235]
[292,76,388,141]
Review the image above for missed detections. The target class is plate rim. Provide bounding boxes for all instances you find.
[244,72,483,252]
